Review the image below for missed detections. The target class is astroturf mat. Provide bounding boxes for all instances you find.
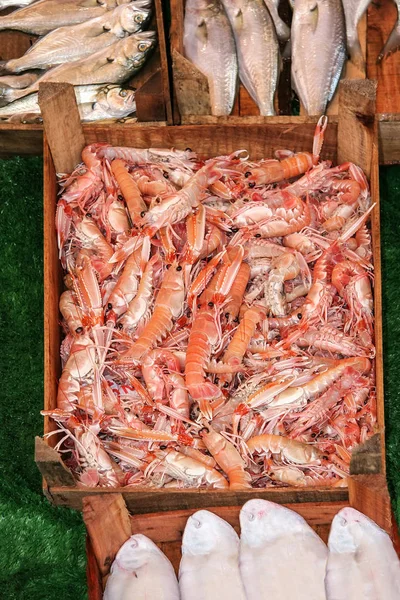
[0,157,398,598]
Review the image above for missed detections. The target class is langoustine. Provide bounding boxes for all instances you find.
[46,119,377,490]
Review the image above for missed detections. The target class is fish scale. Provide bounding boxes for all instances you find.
[292,0,346,116]
[221,0,279,116]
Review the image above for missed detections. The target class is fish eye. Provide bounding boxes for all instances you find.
[248,513,255,522]
[119,89,128,97]
[134,14,144,22]
[138,42,148,52]
[193,518,202,529]
[130,539,138,548]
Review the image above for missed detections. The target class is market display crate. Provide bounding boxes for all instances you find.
[34,78,389,517]
[0,0,173,157]
[83,488,400,599]
[168,0,400,165]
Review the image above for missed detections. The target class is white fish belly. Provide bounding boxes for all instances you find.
[180,555,247,600]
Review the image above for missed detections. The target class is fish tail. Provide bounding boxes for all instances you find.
[0,61,9,76]
[378,23,400,62]
[348,37,365,72]
[0,86,23,108]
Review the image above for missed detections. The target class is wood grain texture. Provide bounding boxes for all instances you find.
[0,124,42,157]
[378,118,400,164]
[337,78,377,178]
[367,0,400,114]
[83,494,132,579]
[34,437,76,487]
[172,50,211,116]
[0,30,35,61]
[86,536,103,600]
[348,474,393,533]
[135,69,167,122]
[46,486,349,512]
[39,83,85,174]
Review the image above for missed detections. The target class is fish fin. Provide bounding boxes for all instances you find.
[378,24,400,62]
[348,36,365,72]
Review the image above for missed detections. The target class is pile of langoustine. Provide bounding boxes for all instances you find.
[44,117,377,490]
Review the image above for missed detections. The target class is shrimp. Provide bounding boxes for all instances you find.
[295,324,372,357]
[111,158,147,225]
[57,334,96,411]
[159,226,176,263]
[147,450,228,488]
[265,252,309,317]
[246,116,327,184]
[223,262,251,323]
[247,434,322,465]
[199,424,252,489]
[185,306,223,419]
[59,290,84,335]
[182,204,206,265]
[118,262,185,362]
[74,216,114,281]
[331,260,373,333]
[246,195,311,238]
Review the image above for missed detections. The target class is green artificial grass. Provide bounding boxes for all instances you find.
[0,157,398,598]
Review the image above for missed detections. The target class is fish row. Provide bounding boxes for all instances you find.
[45,120,377,490]
[183,0,400,116]
[104,501,400,599]
[0,0,156,122]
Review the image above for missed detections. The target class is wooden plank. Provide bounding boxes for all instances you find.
[0,124,42,157]
[81,122,338,163]
[0,30,36,61]
[34,437,76,487]
[172,50,212,117]
[378,118,400,164]
[39,82,85,174]
[83,494,132,581]
[367,0,400,114]
[348,474,393,533]
[43,135,62,440]
[337,78,377,178]
[135,69,166,122]
[350,433,382,475]
[86,536,103,600]
[47,486,349,512]
[153,0,173,124]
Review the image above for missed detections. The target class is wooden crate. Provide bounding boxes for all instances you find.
[0,0,173,157]
[169,0,367,122]
[36,79,386,514]
[83,488,400,599]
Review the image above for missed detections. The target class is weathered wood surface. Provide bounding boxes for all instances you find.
[135,69,167,122]
[172,50,211,117]
[348,474,393,533]
[39,83,85,174]
[83,494,132,580]
[35,437,76,487]
[367,0,400,114]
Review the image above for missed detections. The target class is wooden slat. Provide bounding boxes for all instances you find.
[43,133,62,439]
[81,122,338,162]
[35,437,76,487]
[348,474,393,533]
[135,69,167,122]
[0,124,42,157]
[367,0,400,114]
[39,82,85,174]
[337,78,377,178]
[46,486,349,512]
[378,118,400,165]
[86,536,103,600]
[0,29,36,61]
[83,494,132,580]
[172,50,211,117]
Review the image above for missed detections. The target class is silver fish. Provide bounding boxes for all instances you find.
[378,0,400,61]
[2,4,152,74]
[291,0,346,115]
[0,0,132,36]
[0,33,156,107]
[263,0,290,42]
[221,0,279,116]
[342,0,371,70]
[0,84,136,122]
[0,0,38,9]
[183,0,238,116]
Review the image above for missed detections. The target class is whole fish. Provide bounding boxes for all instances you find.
[326,507,400,599]
[378,0,400,61]
[239,499,328,599]
[263,0,290,42]
[0,84,136,122]
[221,0,279,116]
[291,0,346,115]
[0,0,132,35]
[183,0,238,116]
[179,510,247,600]
[0,33,156,107]
[342,0,372,70]
[103,534,180,600]
[1,3,152,74]
[0,0,37,9]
